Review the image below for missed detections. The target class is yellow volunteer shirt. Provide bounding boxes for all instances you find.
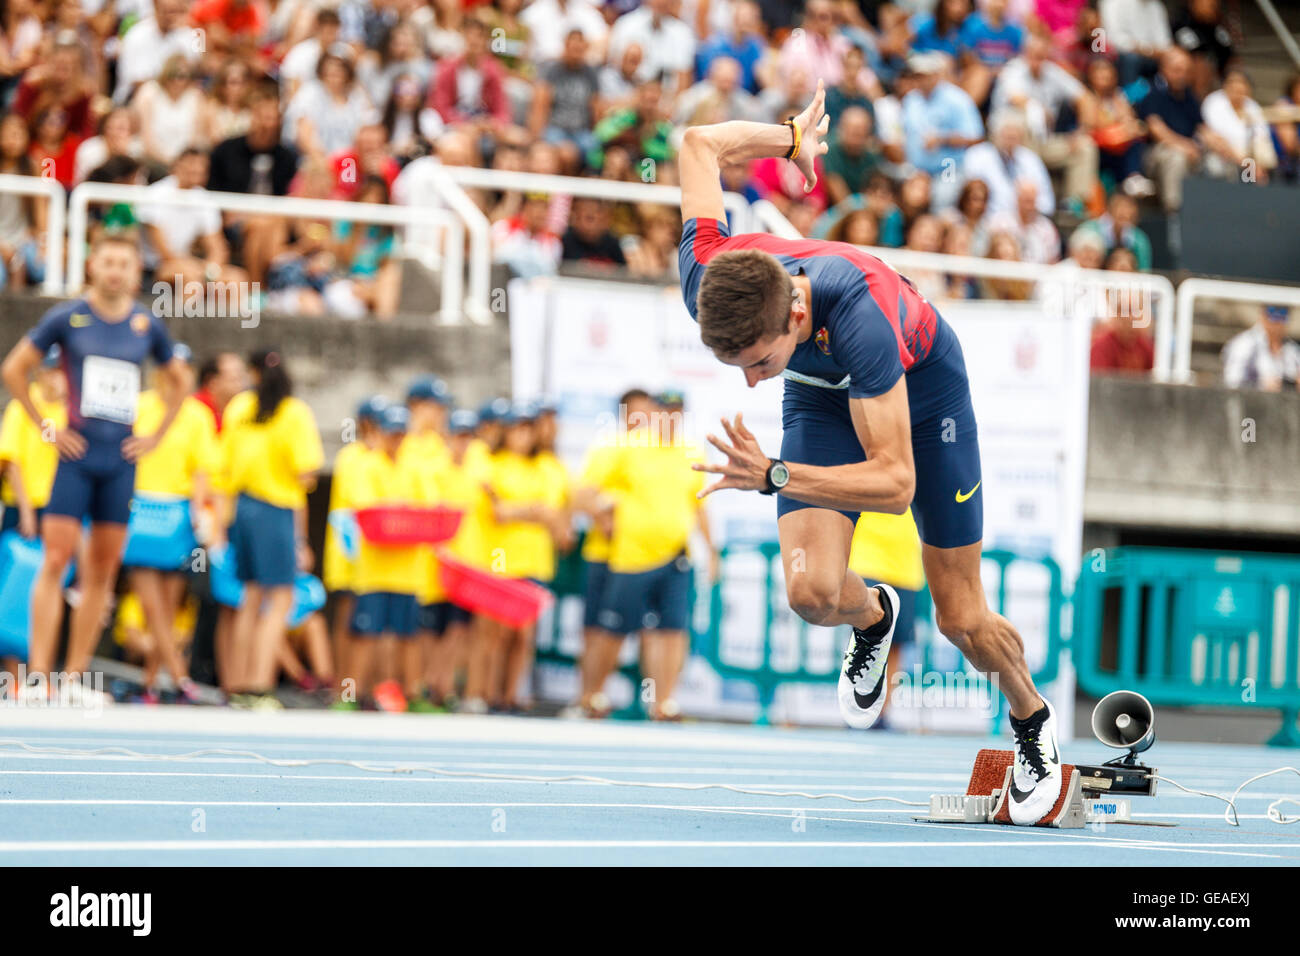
[220,391,324,510]
[605,436,706,575]
[576,441,619,563]
[132,391,219,498]
[353,449,437,596]
[398,427,451,474]
[489,450,561,582]
[322,440,373,593]
[0,387,65,509]
[848,509,926,592]
[435,451,493,570]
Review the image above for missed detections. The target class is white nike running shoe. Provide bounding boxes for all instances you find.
[836,583,898,730]
[1007,697,1064,825]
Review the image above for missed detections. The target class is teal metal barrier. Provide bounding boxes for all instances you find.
[696,543,1066,726]
[1074,547,1300,747]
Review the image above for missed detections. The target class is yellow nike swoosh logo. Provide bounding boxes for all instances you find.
[955,481,981,503]
[70,313,90,327]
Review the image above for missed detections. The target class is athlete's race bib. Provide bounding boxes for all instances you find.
[81,355,140,425]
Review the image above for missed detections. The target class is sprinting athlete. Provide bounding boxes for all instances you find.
[1,233,190,699]
[676,81,1063,824]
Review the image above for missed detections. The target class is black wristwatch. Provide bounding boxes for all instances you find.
[761,459,790,495]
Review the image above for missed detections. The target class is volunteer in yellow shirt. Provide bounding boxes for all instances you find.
[594,390,716,720]
[398,375,452,475]
[0,345,66,538]
[123,343,217,701]
[220,348,324,701]
[350,403,435,711]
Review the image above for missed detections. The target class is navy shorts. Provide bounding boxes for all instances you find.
[778,323,983,550]
[353,591,420,637]
[228,493,297,587]
[598,555,691,636]
[45,440,136,525]
[583,560,611,630]
[418,600,472,636]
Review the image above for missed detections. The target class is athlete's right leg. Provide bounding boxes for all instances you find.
[778,508,884,631]
[29,515,81,680]
[64,520,128,676]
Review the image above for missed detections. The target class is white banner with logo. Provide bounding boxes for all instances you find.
[509,277,1089,729]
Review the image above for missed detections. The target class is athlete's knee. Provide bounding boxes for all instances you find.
[933,601,985,647]
[786,572,842,626]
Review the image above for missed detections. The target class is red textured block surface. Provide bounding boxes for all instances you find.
[967,748,1078,827]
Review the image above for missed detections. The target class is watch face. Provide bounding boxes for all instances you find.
[771,462,790,488]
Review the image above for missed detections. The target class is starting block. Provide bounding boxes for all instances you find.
[915,749,1149,828]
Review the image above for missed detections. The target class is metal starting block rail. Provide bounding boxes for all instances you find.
[915,750,1172,828]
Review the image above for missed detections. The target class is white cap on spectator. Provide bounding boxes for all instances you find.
[907,52,950,76]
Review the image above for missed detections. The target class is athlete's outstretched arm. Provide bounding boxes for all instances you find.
[679,80,831,224]
[695,378,916,514]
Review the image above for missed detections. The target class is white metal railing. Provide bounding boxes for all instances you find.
[1175,277,1300,380]
[66,181,466,322]
[0,173,66,295]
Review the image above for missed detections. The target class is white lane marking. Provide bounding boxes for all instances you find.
[0,839,1284,858]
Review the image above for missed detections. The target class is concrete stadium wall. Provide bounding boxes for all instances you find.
[0,283,513,460]
[1085,376,1300,537]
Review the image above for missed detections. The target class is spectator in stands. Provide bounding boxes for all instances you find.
[280,9,345,100]
[695,0,768,95]
[992,33,1098,215]
[1080,190,1152,270]
[1099,0,1172,85]
[0,0,43,108]
[1061,3,1113,76]
[139,148,248,290]
[331,124,401,202]
[910,0,970,60]
[284,52,380,161]
[903,212,947,301]
[73,106,142,186]
[987,178,1060,264]
[781,0,852,89]
[332,174,402,319]
[132,54,206,167]
[27,106,82,190]
[1171,0,1235,99]
[190,0,268,60]
[942,220,979,299]
[112,0,198,104]
[13,31,96,140]
[1221,306,1300,392]
[599,42,646,113]
[608,0,696,94]
[864,171,905,246]
[377,77,437,167]
[957,0,1023,108]
[675,56,768,127]
[824,45,876,127]
[1063,225,1107,269]
[208,83,301,284]
[1081,55,1154,197]
[202,59,254,149]
[530,29,603,173]
[491,191,562,277]
[520,0,609,66]
[1270,74,1300,186]
[962,109,1053,219]
[482,0,536,126]
[1090,246,1155,373]
[979,229,1034,300]
[1136,46,1219,212]
[828,207,880,246]
[940,176,991,254]
[589,75,674,176]
[430,15,519,148]
[821,106,882,205]
[901,52,983,209]
[1201,68,1276,185]
[0,113,46,290]
[624,204,679,280]
[561,196,626,271]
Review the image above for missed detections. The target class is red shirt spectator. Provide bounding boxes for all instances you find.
[429,18,511,127]
[1090,325,1154,373]
[191,0,268,42]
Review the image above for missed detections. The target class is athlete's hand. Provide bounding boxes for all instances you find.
[18,508,37,540]
[53,428,87,461]
[792,80,831,193]
[121,432,159,462]
[694,414,771,497]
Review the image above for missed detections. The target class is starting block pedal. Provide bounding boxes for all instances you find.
[915,749,1088,828]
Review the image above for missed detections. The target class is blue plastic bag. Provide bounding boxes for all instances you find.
[122,496,197,571]
[0,531,43,658]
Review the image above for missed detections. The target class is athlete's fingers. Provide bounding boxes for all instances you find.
[699,475,739,499]
[692,460,740,476]
[705,432,740,462]
[732,412,756,444]
[818,112,830,137]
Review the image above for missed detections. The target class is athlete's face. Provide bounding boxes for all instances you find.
[88,241,143,297]
[718,319,800,388]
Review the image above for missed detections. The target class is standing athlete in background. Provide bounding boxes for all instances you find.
[676,81,1064,825]
[1,233,190,701]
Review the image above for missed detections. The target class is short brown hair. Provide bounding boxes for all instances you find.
[696,250,793,355]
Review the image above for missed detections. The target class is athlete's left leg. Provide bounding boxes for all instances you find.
[64,521,128,675]
[920,541,1040,719]
[778,508,884,631]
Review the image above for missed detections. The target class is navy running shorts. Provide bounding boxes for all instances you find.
[777,320,983,550]
[598,554,692,636]
[418,600,472,636]
[228,493,297,587]
[582,560,611,630]
[45,439,136,525]
[353,591,420,637]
